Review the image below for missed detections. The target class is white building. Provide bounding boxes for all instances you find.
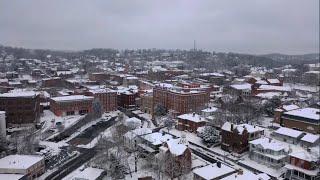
[272,127,304,144]
[249,137,290,168]
[0,155,45,180]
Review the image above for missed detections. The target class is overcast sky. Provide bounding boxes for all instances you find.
[0,0,318,54]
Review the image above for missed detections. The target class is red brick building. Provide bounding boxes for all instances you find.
[50,95,94,116]
[285,150,319,180]
[89,72,110,83]
[221,122,264,154]
[86,89,117,112]
[279,108,320,134]
[274,104,300,124]
[177,113,206,132]
[0,91,41,126]
[153,84,210,117]
[117,91,137,109]
[42,77,62,87]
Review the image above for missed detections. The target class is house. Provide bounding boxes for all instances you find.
[272,127,304,144]
[300,133,320,148]
[50,95,94,116]
[221,122,264,153]
[159,138,192,178]
[249,137,290,168]
[280,108,320,134]
[284,148,319,180]
[138,132,173,153]
[201,107,218,118]
[176,113,207,132]
[193,162,236,180]
[227,83,252,97]
[0,155,45,180]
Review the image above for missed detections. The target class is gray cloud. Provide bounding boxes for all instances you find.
[0,0,318,54]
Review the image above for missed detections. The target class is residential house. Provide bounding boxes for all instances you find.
[249,137,290,168]
[221,122,264,154]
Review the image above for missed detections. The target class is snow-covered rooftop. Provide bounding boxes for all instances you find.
[51,95,94,102]
[177,113,206,123]
[283,108,320,121]
[250,137,289,152]
[193,163,236,179]
[0,155,43,170]
[273,127,303,138]
[0,91,38,98]
[201,107,218,113]
[221,122,264,134]
[301,133,319,143]
[165,138,188,156]
[282,104,300,111]
[141,132,173,146]
[267,79,280,84]
[0,174,25,180]
[230,83,252,90]
[72,167,104,180]
[255,92,283,99]
[289,148,319,162]
[258,85,290,92]
[222,171,270,180]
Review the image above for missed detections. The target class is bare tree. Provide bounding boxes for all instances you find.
[12,127,40,155]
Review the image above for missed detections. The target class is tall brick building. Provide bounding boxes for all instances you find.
[86,89,117,112]
[153,84,210,116]
[0,91,40,126]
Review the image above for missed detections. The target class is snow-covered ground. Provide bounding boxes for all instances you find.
[40,110,83,134]
[132,110,156,129]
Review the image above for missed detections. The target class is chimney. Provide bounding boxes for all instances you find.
[231,123,234,131]
[269,138,272,143]
[193,112,195,117]
[217,161,221,168]
[238,169,243,175]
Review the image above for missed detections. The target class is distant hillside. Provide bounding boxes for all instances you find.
[260,53,319,65]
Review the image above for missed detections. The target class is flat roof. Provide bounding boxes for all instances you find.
[193,163,235,179]
[0,91,38,98]
[0,155,43,170]
[51,95,94,102]
[283,108,320,121]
